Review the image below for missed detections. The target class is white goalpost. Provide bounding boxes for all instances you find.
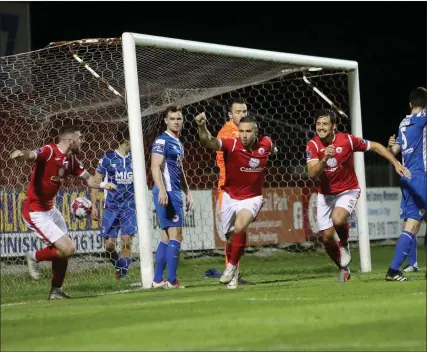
[0,32,371,300]
[121,32,371,288]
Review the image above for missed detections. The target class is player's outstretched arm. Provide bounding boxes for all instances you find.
[387,134,401,156]
[10,150,37,162]
[194,112,221,151]
[80,172,117,191]
[369,141,410,178]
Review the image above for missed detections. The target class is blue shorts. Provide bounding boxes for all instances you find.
[153,191,183,230]
[100,206,137,238]
[400,174,426,221]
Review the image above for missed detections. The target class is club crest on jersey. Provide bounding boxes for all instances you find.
[249,158,260,168]
[326,158,337,168]
[258,148,265,155]
[336,147,343,154]
[360,138,367,145]
[153,139,165,153]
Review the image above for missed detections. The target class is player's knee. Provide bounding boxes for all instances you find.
[62,245,75,258]
[331,214,347,227]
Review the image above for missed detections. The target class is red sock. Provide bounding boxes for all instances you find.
[229,232,246,266]
[35,247,59,262]
[225,242,232,265]
[336,222,350,247]
[324,240,341,268]
[52,258,68,288]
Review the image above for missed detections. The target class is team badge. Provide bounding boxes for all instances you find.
[326,157,337,167]
[336,147,343,153]
[258,148,265,155]
[249,158,260,168]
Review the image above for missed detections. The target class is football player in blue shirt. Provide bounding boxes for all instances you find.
[91,126,136,280]
[385,87,427,281]
[151,105,193,289]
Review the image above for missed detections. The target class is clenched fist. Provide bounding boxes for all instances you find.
[194,112,207,126]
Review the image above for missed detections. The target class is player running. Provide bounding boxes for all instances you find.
[195,111,276,287]
[151,106,193,289]
[385,87,427,281]
[91,126,136,280]
[305,109,410,282]
[11,124,116,300]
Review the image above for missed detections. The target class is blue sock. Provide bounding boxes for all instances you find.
[407,235,418,266]
[116,257,132,278]
[166,240,181,284]
[390,231,415,271]
[153,241,168,283]
[108,250,119,267]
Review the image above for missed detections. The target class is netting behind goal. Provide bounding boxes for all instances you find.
[0,37,356,301]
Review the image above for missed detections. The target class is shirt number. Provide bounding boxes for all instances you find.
[400,126,407,150]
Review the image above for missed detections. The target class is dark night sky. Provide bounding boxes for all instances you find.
[30,2,426,144]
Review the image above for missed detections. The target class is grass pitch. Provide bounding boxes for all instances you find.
[1,246,426,351]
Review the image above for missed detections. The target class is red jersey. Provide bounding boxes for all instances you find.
[220,136,273,200]
[306,133,370,195]
[24,144,87,211]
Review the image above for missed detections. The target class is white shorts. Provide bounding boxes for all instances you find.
[221,191,263,235]
[22,207,67,245]
[317,189,360,231]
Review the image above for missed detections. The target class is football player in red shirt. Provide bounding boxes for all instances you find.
[195,112,276,286]
[11,124,115,300]
[306,109,409,281]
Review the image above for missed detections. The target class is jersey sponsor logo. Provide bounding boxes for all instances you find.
[336,147,343,153]
[249,158,260,168]
[326,157,337,168]
[153,139,166,153]
[50,176,65,183]
[115,171,133,185]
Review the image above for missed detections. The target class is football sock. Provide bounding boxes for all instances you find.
[153,241,168,283]
[166,240,181,284]
[107,249,119,266]
[407,234,418,267]
[35,247,59,261]
[229,232,246,266]
[116,257,133,277]
[336,222,350,247]
[324,239,341,268]
[51,257,68,288]
[390,231,415,271]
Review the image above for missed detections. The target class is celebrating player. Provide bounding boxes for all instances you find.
[195,112,276,287]
[306,109,409,282]
[11,124,116,300]
[216,98,247,288]
[385,87,426,281]
[151,105,193,289]
[90,126,135,280]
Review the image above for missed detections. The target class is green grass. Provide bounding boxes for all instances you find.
[1,246,426,351]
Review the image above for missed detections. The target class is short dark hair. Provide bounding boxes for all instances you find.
[163,105,182,119]
[116,125,130,144]
[314,109,336,124]
[409,87,427,108]
[58,124,80,137]
[239,115,258,126]
[227,97,246,112]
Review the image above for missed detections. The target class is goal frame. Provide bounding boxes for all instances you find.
[121,32,371,288]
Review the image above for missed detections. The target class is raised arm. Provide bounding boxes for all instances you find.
[10,150,37,162]
[194,112,221,151]
[369,141,410,178]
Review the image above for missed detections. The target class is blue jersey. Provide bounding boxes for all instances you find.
[151,131,184,192]
[96,150,134,209]
[396,109,427,174]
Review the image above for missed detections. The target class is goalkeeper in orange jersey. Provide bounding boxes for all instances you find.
[216,98,247,289]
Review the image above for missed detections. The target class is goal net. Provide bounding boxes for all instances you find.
[0,34,367,301]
